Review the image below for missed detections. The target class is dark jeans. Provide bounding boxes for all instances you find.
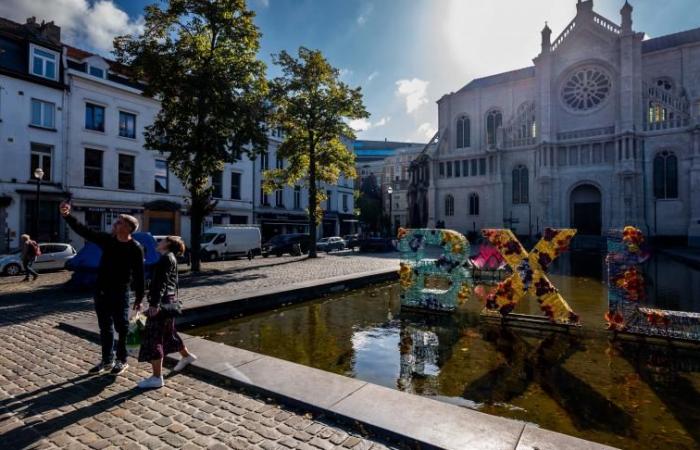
[95,290,130,364]
[23,258,38,279]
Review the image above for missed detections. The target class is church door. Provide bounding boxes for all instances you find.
[570,184,601,235]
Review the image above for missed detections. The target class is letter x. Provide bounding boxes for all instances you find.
[481,228,579,324]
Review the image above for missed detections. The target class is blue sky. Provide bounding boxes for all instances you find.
[3,0,699,142]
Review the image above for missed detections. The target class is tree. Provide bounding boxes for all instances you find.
[114,0,269,272]
[264,47,368,258]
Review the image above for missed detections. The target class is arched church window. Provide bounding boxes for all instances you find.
[444,194,454,217]
[561,66,612,111]
[653,151,678,199]
[456,116,470,148]
[486,110,502,146]
[512,165,529,204]
[648,101,667,123]
[468,193,480,216]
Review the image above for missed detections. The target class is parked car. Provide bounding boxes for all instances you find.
[359,237,395,252]
[262,233,309,257]
[316,236,347,252]
[0,243,76,276]
[153,235,191,264]
[343,234,360,250]
[200,226,261,261]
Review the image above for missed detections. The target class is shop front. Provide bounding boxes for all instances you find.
[256,212,309,242]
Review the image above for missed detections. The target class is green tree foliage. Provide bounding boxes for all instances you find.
[264,47,368,257]
[114,0,269,271]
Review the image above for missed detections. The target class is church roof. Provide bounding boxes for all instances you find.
[642,26,700,53]
[457,66,536,93]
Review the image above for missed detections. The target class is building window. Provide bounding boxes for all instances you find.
[648,102,667,124]
[444,194,454,217]
[155,159,169,193]
[30,143,52,181]
[275,189,284,207]
[85,103,105,132]
[512,165,528,204]
[294,186,301,209]
[260,152,268,172]
[30,45,58,80]
[479,158,486,175]
[342,193,349,212]
[85,210,102,231]
[231,172,241,200]
[439,162,445,178]
[260,187,269,206]
[119,111,136,138]
[84,149,103,187]
[454,160,461,177]
[446,161,453,177]
[653,151,678,199]
[462,160,469,177]
[212,171,223,198]
[456,115,470,148]
[327,190,333,211]
[561,66,612,111]
[469,193,480,216]
[30,99,55,128]
[471,159,477,176]
[118,154,135,190]
[486,110,502,146]
[89,66,105,78]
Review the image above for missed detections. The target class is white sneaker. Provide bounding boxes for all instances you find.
[173,354,197,372]
[137,376,164,389]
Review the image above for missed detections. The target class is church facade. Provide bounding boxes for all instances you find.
[409,0,700,246]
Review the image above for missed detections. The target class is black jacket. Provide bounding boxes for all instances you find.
[64,215,145,300]
[148,252,178,307]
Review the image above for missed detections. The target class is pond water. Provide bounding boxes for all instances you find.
[190,252,700,450]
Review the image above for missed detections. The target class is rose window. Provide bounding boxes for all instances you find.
[561,67,612,111]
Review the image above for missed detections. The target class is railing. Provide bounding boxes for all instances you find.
[646,84,690,113]
[592,13,621,35]
[644,117,690,131]
[557,126,615,141]
[551,19,576,51]
[503,136,537,149]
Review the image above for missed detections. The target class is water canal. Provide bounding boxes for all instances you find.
[190,252,700,449]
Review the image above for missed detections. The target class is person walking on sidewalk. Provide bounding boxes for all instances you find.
[59,201,144,376]
[135,236,196,389]
[20,234,39,281]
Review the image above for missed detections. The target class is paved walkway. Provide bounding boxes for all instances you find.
[0,253,399,450]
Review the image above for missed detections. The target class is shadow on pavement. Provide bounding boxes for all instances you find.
[0,374,141,449]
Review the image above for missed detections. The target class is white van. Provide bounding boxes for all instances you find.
[200,226,261,261]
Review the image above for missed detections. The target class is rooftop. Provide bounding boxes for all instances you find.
[642,26,700,53]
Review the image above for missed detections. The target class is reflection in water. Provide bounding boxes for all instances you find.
[190,252,700,449]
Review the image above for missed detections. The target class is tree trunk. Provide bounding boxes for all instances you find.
[308,138,318,258]
[189,190,204,272]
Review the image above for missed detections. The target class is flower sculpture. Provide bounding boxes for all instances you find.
[481,228,579,324]
[606,227,649,331]
[397,228,472,312]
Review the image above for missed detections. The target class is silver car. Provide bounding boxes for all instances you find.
[0,243,76,276]
[316,236,347,252]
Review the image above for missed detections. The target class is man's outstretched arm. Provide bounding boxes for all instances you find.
[59,201,111,247]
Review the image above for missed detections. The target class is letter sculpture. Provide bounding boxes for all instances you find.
[398,228,472,312]
[481,228,579,324]
[606,226,700,340]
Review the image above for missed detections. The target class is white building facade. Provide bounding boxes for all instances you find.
[411,1,700,245]
[0,18,67,250]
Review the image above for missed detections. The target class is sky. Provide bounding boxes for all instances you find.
[2,0,699,143]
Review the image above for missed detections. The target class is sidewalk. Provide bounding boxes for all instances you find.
[0,254,398,450]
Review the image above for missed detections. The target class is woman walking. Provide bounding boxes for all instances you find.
[135,236,196,388]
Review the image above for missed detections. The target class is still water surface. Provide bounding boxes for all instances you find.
[191,252,700,449]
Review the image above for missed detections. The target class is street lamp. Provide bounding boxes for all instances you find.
[386,185,393,236]
[33,167,44,239]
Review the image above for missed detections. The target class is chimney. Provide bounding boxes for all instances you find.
[40,20,61,43]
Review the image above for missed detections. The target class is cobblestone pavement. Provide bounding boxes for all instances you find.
[0,253,400,450]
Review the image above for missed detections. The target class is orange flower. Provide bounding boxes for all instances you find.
[397,227,408,240]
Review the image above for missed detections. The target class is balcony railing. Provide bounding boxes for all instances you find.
[557,126,615,141]
[644,117,690,131]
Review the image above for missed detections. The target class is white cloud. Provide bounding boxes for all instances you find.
[374,116,390,127]
[349,116,390,132]
[417,122,437,140]
[339,68,354,80]
[357,3,374,26]
[0,0,143,55]
[349,118,372,132]
[395,78,430,114]
[367,71,379,82]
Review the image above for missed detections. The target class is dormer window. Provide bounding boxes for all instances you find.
[30,44,58,81]
[89,66,105,79]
